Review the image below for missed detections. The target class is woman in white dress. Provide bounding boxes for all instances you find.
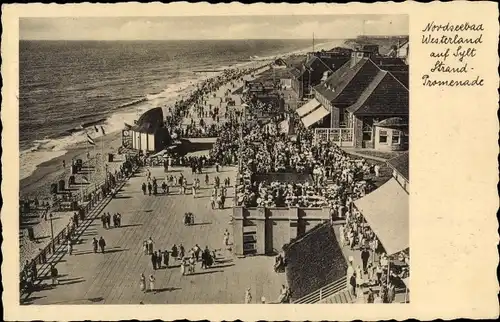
[149,274,155,293]
[180,259,186,276]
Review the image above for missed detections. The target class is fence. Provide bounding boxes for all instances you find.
[292,276,347,304]
[20,165,137,292]
[314,128,354,147]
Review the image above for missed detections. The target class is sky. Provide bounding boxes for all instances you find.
[20,15,408,41]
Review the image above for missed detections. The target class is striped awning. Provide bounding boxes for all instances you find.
[301,106,330,128]
[296,98,321,117]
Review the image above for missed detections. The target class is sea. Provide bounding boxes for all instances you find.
[19,39,340,180]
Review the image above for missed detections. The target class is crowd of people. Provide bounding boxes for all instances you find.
[342,206,410,303]
[138,230,232,294]
[211,117,378,210]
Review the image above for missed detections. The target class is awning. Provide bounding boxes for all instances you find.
[296,98,321,117]
[354,178,409,255]
[301,106,330,128]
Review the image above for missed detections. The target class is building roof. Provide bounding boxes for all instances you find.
[283,223,347,301]
[313,55,408,116]
[298,56,350,78]
[387,152,409,181]
[132,107,165,134]
[314,57,381,105]
[347,71,409,116]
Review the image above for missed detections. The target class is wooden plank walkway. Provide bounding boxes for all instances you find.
[24,165,286,305]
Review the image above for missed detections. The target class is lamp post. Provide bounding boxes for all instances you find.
[49,213,55,253]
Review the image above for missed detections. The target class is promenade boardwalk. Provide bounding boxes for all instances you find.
[26,165,286,305]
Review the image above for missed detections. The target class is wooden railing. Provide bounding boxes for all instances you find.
[293,276,347,304]
[20,166,136,289]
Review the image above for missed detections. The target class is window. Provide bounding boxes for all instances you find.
[392,130,400,144]
[379,130,388,144]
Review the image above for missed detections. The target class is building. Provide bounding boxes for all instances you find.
[304,50,408,149]
[130,107,171,153]
[373,117,408,151]
[290,54,350,100]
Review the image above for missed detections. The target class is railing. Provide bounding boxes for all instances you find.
[314,128,354,147]
[20,165,137,292]
[293,276,347,304]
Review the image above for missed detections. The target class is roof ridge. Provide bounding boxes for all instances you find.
[347,69,388,114]
[369,57,409,91]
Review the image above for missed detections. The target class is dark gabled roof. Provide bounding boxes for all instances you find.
[387,70,409,88]
[314,57,381,105]
[132,107,165,134]
[347,70,387,113]
[387,152,409,181]
[348,71,409,116]
[283,223,347,301]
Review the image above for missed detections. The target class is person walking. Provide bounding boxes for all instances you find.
[142,182,147,195]
[180,259,186,276]
[163,250,170,268]
[50,264,59,285]
[149,274,156,293]
[140,273,146,293]
[147,237,154,255]
[210,194,216,210]
[101,213,106,228]
[223,229,230,247]
[156,249,163,269]
[151,251,158,270]
[245,288,252,304]
[361,248,370,274]
[142,240,148,255]
[148,182,152,196]
[92,237,98,253]
[106,213,111,229]
[98,236,106,253]
[194,244,201,261]
[67,239,73,255]
[179,244,185,259]
[189,254,196,274]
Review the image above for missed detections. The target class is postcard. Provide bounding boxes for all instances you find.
[2,2,498,321]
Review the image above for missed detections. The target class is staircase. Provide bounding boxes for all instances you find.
[293,276,352,304]
[319,287,356,303]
